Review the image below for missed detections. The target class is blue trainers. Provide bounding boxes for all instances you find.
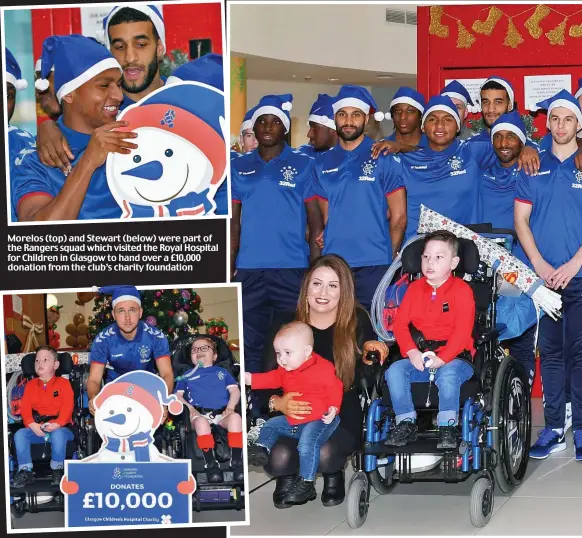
[574,430,582,462]
[529,428,566,459]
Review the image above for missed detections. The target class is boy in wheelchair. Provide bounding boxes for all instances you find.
[385,230,475,450]
[11,346,74,488]
[174,336,244,483]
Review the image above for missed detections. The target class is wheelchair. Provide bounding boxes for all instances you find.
[346,233,532,529]
[7,352,83,520]
[169,333,245,512]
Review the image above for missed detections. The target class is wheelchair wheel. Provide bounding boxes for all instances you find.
[367,461,395,495]
[491,354,531,493]
[469,477,493,527]
[10,499,25,519]
[346,473,369,529]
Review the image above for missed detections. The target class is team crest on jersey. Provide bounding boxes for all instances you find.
[139,344,151,363]
[359,159,377,181]
[279,166,298,188]
[448,155,466,176]
[217,370,225,381]
[573,169,582,189]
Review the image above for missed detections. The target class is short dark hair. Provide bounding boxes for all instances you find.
[480,81,517,108]
[108,8,160,42]
[192,336,217,353]
[35,345,58,361]
[424,230,459,256]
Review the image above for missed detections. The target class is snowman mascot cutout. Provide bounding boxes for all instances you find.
[106,81,226,218]
[61,371,196,495]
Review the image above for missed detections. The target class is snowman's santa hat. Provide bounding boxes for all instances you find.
[95,285,141,308]
[117,82,226,186]
[95,371,183,426]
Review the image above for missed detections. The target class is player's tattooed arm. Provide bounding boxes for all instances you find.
[306,198,324,262]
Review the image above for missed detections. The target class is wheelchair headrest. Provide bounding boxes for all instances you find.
[21,352,74,377]
[402,237,480,276]
[171,334,238,378]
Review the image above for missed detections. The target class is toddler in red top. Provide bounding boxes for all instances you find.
[384,231,476,450]
[12,346,75,489]
[245,321,343,504]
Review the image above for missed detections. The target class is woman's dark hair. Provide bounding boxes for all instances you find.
[297,254,359,390]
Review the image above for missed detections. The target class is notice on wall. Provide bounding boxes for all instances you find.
[444,78,487,110]
[524,75,571,111]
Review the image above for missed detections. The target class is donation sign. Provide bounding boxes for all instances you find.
[64,461,192,527]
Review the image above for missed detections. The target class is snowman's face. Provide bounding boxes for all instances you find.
[95,394,154,439]
[108,127,213,206]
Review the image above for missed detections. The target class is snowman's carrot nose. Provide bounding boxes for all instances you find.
[122,160,163,181]
[103,413,127,425]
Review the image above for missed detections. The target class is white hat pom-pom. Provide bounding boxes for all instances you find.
[374,111,385,122]
[92,286,100,293]
[16,80,28,91]
[384,111,392,120]
[35,78,50,92]
[282,101,292,111]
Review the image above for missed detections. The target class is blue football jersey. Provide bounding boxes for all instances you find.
[175,366,237,409]
[231,143,317,269]
[12,117,122,221]
[515,149,582,277]
[89,321,171,383]
[400,139,483,240]
[7,124,36,222]
[312,136,404,267]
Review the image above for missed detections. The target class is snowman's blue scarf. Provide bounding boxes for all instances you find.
[104,432,154,461]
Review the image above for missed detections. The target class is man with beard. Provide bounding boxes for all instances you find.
[468,76,540,174]
[86,286,173,415]
[12,35,136,221]
[230,93,323,382]
[399,95,493,240]
[298,94,338,158]
[515,90,582,461]
[35,5,166,173]
[313,85,407,309]
[441,80,475,141]
[479,111,537,393]
[5,48,35,222]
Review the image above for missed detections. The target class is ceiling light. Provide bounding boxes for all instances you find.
[377,74,394,80]
[328,78,339,82]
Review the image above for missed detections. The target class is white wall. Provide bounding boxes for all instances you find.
[231,4,417,75]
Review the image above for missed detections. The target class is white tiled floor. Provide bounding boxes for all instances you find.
[233,398,581,536]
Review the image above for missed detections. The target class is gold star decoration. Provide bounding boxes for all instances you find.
[472,6,504,36]
[457,20,476,49]
[503,18,524,49]
[429,6,449,38]
[525,4,551,39]
[569,22,582,38]
[546,17,567,45]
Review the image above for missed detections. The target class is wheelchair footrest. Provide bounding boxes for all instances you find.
[199,489,232,503]
[10,478,61,494]
[365,436,456,455]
